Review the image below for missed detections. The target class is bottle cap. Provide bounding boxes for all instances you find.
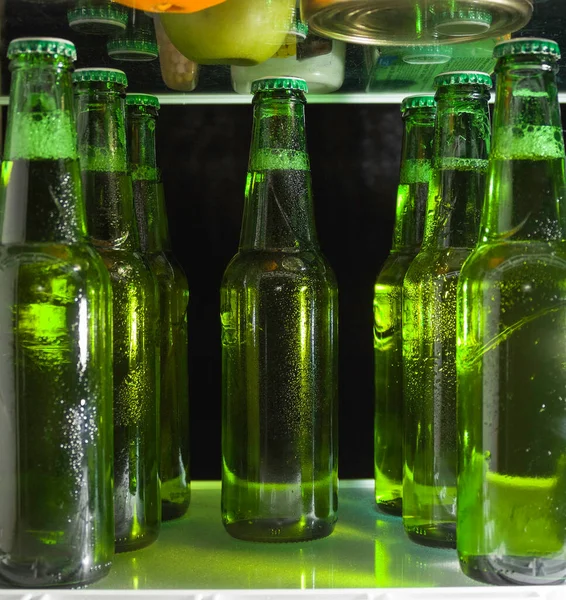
[434,8,493,36]
[494,37,561,60]
[401,95,437,114]
[402,45,453,65]
[434,71,493,89]
[107,38,159,61]
[251,77,308,94]
[67,4,128,35]
[7,37,77,61]
[126,93,160,109]
[73,67,128,87]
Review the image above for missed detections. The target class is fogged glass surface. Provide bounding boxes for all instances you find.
[0,0,564,102]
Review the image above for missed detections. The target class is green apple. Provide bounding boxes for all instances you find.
[161,0,295,66]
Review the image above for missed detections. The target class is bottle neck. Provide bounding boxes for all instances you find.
[127,107,159,182]
[392,108,435,252]
[1,55,87,244]
[76,82,139,250]
[240,89,318,252]
[128,106,167,253]
[423,87,490,250]
[482,55,566,243]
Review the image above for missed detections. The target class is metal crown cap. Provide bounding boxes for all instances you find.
[434,71,493,90]
[251,77,309,94]
[7,37,77,61]
[126,93,160,109]
[401,95,437,114]
[73,67,128,86]
[494,37,561,61]
[67,5,128,26]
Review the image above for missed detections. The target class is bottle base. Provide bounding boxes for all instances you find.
[115,529,159,553]
[224,516,336,543]
[0,559,111,588]
[376,497,402,517]
[406,522,456,549]
[460,554,566,586]
[162,499,190,522]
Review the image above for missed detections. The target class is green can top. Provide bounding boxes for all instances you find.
[7,37,77,61]
[73,67,128,86]
[126,93,160,109]
[251,77,309,94]
[494,37,561,61]
[434,71,493,90]
[401,95,437,114]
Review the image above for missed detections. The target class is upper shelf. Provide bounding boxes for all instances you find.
[1,0,565,105]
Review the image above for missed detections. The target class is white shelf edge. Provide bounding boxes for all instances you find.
[0,92,565,105]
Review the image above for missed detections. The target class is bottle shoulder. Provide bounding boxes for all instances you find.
[223,250,336,288]
[404,246,471,284]
[96,247,154,287]
[460,241,566,283]
[375,251,417,286]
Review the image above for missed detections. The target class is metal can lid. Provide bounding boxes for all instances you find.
[126,93,160,109]
[251,77,309,94]
[73,67,128,86]
[401,95,437,114]
[494,37,561,60]
[434,71,493,89]
[7,37,77,61]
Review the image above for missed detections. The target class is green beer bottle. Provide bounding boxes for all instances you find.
[0,38,113,586]
[127,93,190,522]
[221,77,338,542]
[457,38,566,585]
[74,68,160,552]
[374,95,436,516]
[403,71,491,547]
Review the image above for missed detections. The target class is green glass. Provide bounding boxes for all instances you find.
[403,71,491,548]
[374,95,436,516]
[457,38,566,585]
[0,38,113,587]
[74,69,160,553]
[221,77,338,542]
[127,94,190,522]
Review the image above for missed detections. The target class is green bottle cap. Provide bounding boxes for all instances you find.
[73,67,128,87]
[401,95,437,114]
[126,93,160,109]
[251,77,309,94]
[494,37,561,61]
[67,4,128,35]
[402,45,453,66]
[7,37,77,61]
[107,38,159,62]
[434,8,493,36]
[434,71,493,89]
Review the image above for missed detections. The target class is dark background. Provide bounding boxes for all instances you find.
[158,104,403,480]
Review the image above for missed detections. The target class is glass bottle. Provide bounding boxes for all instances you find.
[457,38,566,585]
[74,68,160,552]
[374,94,436,516]
[127,93,190,522]
[0,38,113,587]
[403,71,491,548]
[221,77,338,542]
